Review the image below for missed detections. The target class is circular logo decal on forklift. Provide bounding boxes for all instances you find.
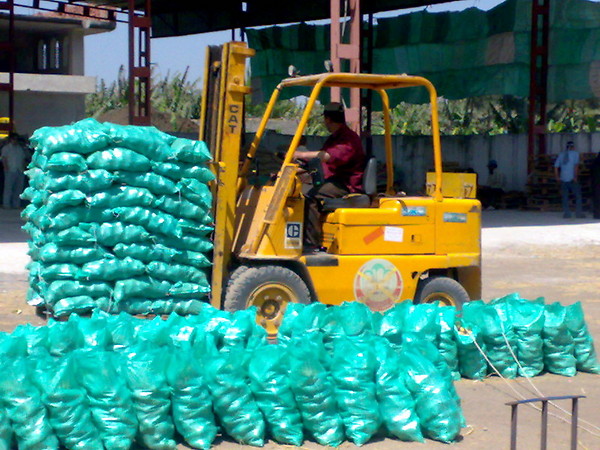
[354,259,402,312]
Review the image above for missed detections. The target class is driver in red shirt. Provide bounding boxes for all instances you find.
[294,102,366,251]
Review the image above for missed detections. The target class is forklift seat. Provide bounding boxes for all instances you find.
[321,157,377,212]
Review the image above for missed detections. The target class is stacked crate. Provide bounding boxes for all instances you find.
[526,153,594,211]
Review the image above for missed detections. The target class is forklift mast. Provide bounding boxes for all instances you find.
[199,42,254,308]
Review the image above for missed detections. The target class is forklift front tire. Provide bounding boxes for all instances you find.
[224,265,311,336]
[414,276,469,308]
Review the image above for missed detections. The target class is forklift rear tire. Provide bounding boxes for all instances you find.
[224,265,311,336]
[414,276,470,308]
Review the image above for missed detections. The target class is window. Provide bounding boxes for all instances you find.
[36,37,63,72]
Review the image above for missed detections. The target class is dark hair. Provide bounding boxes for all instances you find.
[566,141,575,149]
[323,102,345,124]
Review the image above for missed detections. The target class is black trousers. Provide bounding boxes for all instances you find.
[303,181,349,248]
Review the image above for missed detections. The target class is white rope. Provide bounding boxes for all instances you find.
[497,318,600,436]
[465,327,600,440]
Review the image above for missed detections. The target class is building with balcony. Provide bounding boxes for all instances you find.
[0,12,115,137]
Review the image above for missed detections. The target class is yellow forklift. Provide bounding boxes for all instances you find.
[200,42,481,334]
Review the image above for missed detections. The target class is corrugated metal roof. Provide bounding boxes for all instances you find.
[89,0,457,37]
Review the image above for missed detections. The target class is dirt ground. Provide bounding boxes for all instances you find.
[1,209,599,450]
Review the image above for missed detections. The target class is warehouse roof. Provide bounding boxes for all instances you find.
[89,0,458,37]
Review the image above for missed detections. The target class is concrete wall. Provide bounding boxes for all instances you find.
[4,92,86,137]
[248,131,600,193]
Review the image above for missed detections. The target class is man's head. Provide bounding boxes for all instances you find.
[566,141,575,150]
[323,102,345,133]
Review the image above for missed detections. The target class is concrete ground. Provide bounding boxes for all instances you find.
[1,208,599,449]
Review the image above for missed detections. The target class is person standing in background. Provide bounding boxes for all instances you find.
[554,141,585,219]
[1,132,27,209]
[591,151,600,219]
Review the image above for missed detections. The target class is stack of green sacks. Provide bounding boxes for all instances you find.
[21,119,215,316]
[0,304,461,449]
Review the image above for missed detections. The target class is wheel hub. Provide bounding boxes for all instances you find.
[422,292,456,307]
[247,283,297,336]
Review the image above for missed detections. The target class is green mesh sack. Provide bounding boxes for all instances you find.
[47,226,96,246]
[29,151,48,169]
[52,296,98,317]
[454,324,487,380]
[44,152,88,172]
[86,186,156,209]
[44,280,112,304]
[508,296,545,378]
[49,207,116,231]
[0,406,12,450]
[160,234,213,253]
[45,169,115,193]
[73,349,138,450]
[20,186,47,205]
[462,301,518,379]
[248,345,303,446]
[169,281,211,299]
[105,312,138,351]
[24,167,47,190]
[82,222,151,246]
[155,195,213,222]
[103,123,175,160]
[172,248,212,268]
[30,119,110,155]
[438,306,460,380]
[403,302,441,343]
[221,307,268,351]
[150,161,186,180]
[204,348,265,446]
[401,333,465,428]
[171,138,211,164]
[79,257,146,281]
[166,342,217,450]
[177,219,214,237]
[114,171,179,195]
[565,302,600,374]
[112,242,178,264]
[147,261,208,284]
[177,178,212,209]
[124,344,177,450]
[39,263,79,281]
[182,165,216,183]
[11,323,49,356]
[277,303,307,346]
[377,300,412,347]
[373,338,423,442]
[46,318,84,357]
[331,337,382,445]
[73,315,112,349]
[112,206,182,238]
[543,303,577,376]
[332,301,376,339]
[400,349,463,443]
[86,148,152,172]
[45,190,87,214]
[133,316,172,347]
[26,205,52,229]
[33,353,103,450]
[113,277,172,302]
[0,334,27,358]
[288,334,344,447]
[0,357,59,450]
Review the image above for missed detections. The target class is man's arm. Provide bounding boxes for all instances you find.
[293,149,330,162]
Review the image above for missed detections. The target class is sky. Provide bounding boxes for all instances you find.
[83,0,507,84]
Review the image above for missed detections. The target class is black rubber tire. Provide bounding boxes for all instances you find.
[223,265,311,312]
[414,276,470,309]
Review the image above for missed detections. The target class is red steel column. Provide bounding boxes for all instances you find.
[128,0,152,126]
[330,0,361,132]
[528,0,550,168]
[0,0,15,133]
